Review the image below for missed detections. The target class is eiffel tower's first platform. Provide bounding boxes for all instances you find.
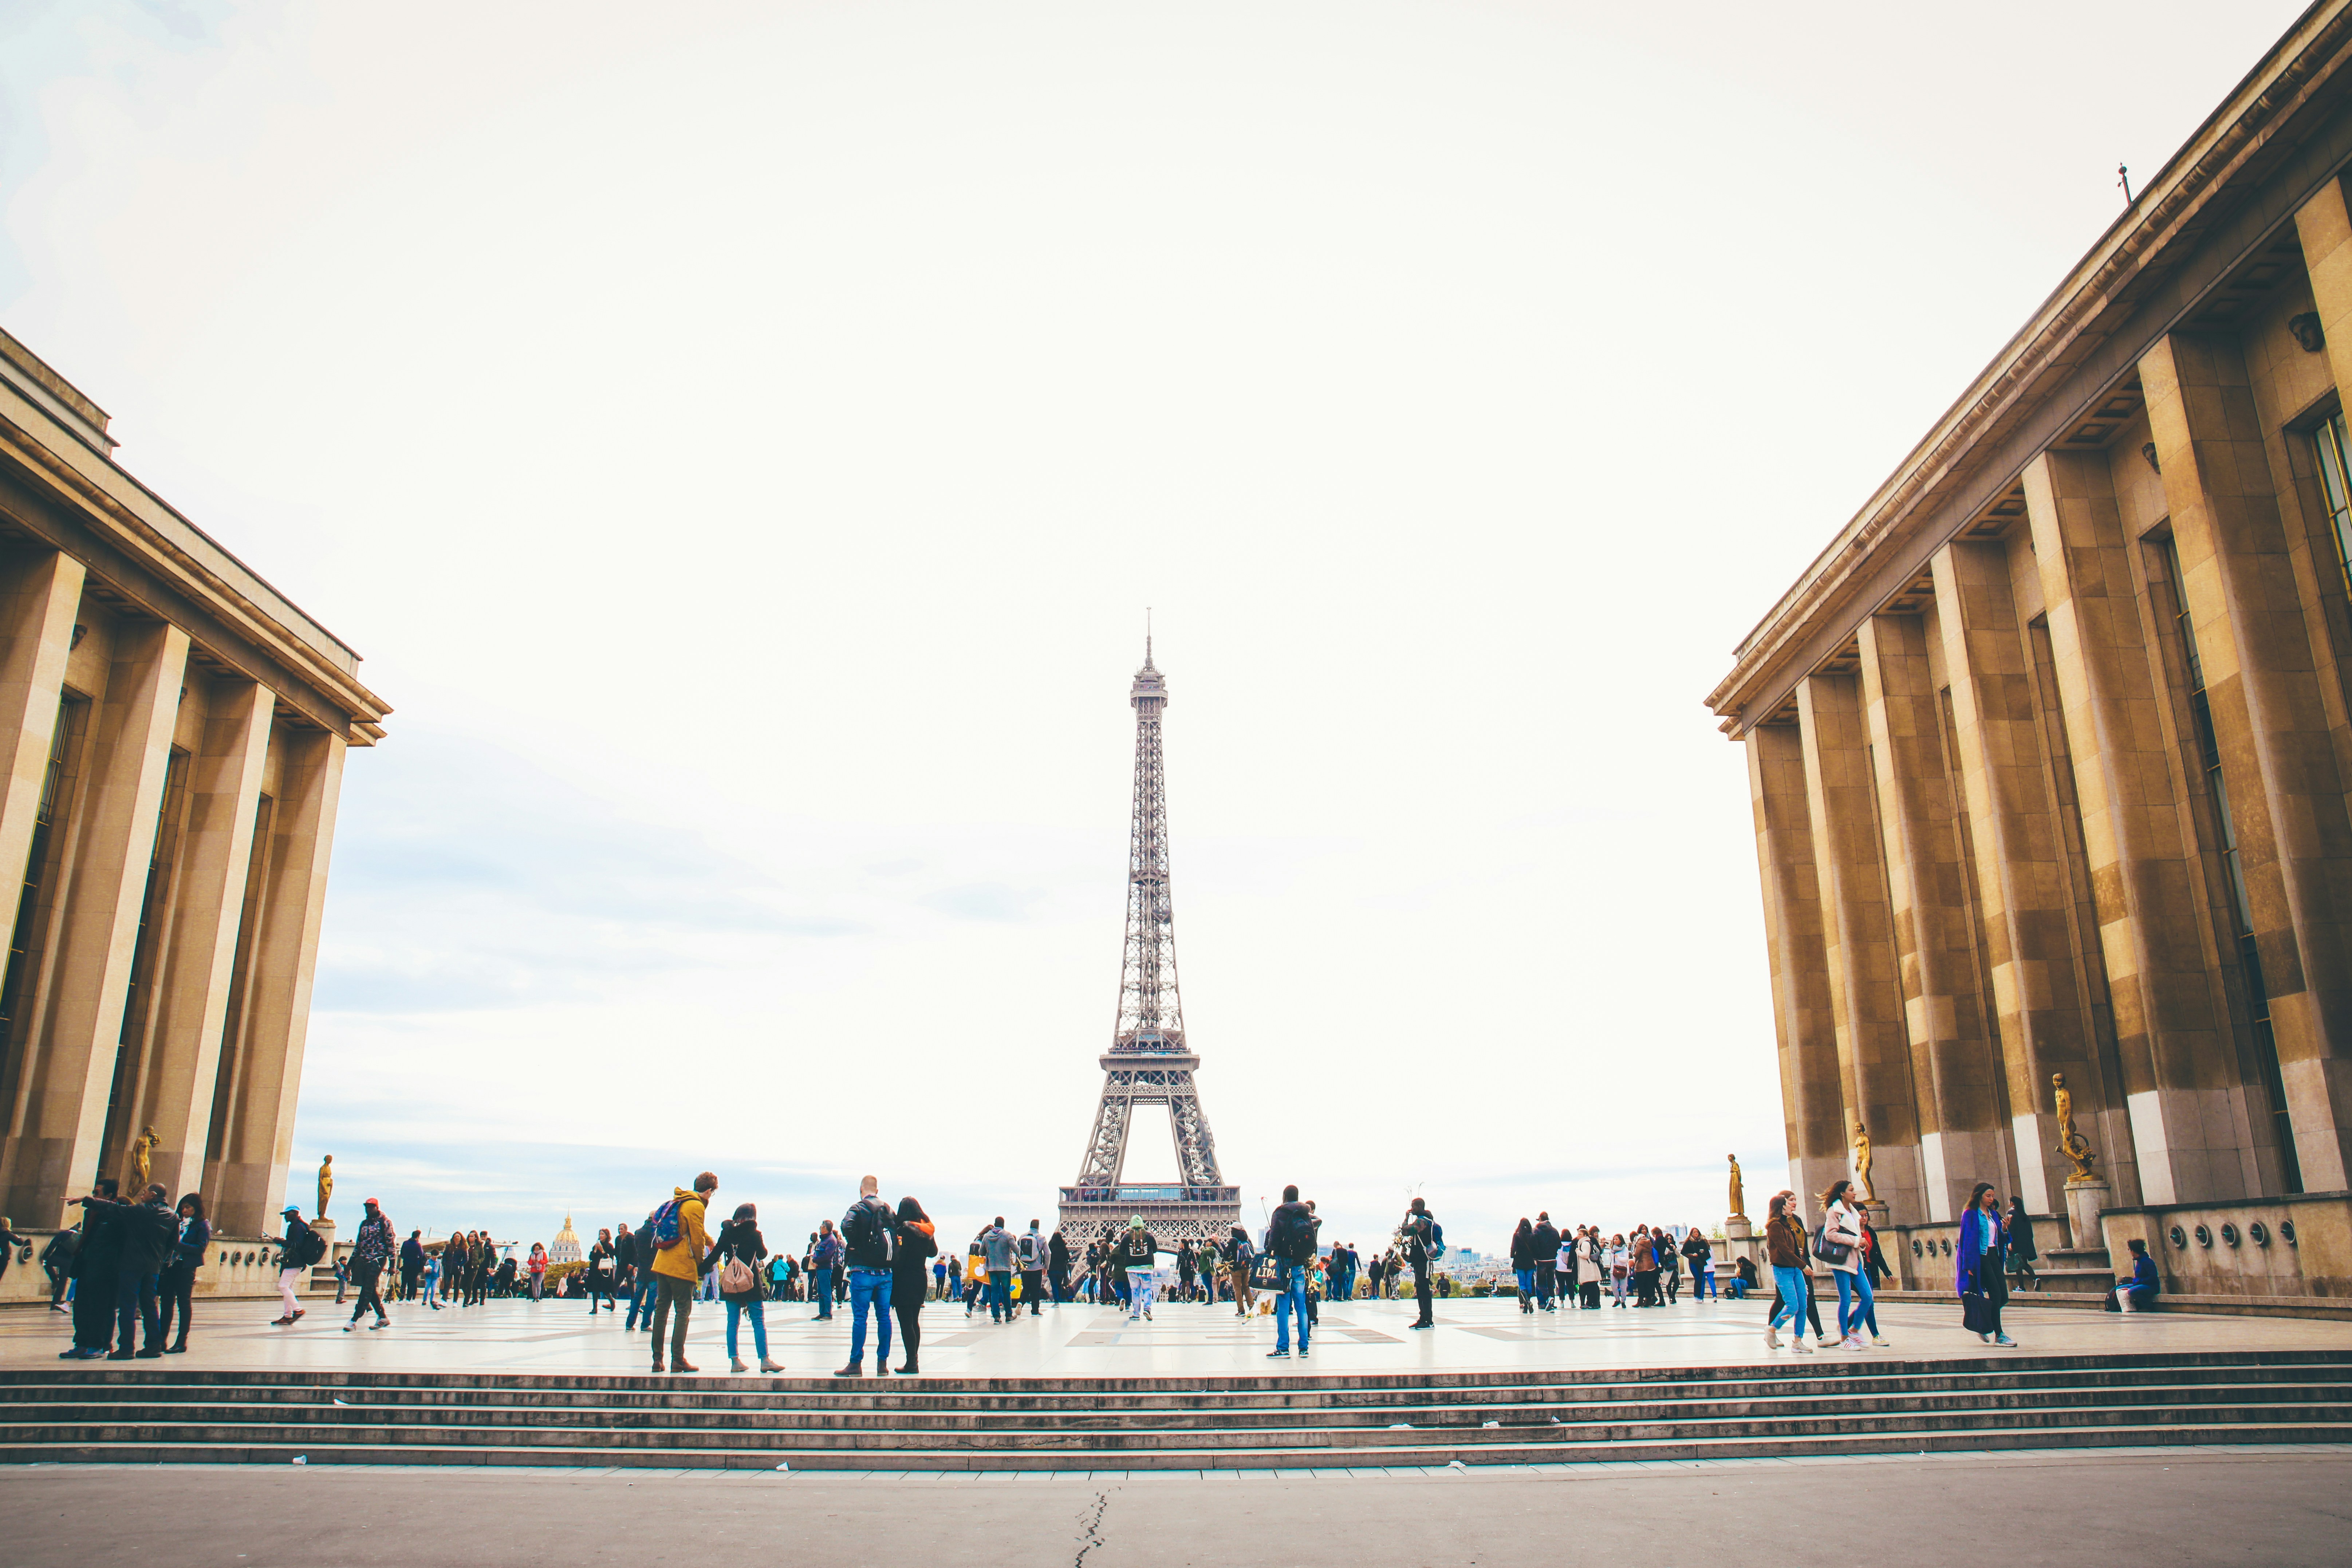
[1058,641,1240,1250]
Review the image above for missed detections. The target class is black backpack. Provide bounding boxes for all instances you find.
[1270,1206,1313,1263]
[842,1200,891,1262]
[292,1226,327,1268]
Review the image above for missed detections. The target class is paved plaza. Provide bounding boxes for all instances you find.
[8,1290,2350,1378]
[3,1447,2347,1567]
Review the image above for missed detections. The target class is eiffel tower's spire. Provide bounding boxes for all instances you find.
[1060,637,1240,1246]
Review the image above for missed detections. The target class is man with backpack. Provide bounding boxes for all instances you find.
[1401,1197,1442,1329]
[979,1217,1016,1324]
[1265,1185,1319,1359]
[648,1172,717,1374]
[272,1203,322,1327]
[1113,1217,1165,1321]
[1017,1220,1048,1316]
[835,1175,899,1376]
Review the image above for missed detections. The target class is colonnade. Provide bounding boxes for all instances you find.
[0,541,344,1235]
[1747,177,2352,1226]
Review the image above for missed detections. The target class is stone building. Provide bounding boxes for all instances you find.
[0,327,385,1237]
[1706,5,2352,1300]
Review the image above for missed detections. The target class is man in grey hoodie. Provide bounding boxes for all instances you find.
[1017,1220,1047,1316]
[980,1217,1016,1324]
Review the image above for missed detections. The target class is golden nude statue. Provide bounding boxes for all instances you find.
[317,1154,334,1217]
[1853,1119,1875,1202]
[122,1126,157,1195]
[1727,1153,1745,1219]
[2053,1072,2098,1183]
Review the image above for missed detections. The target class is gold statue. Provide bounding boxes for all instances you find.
[317,1154,334,1217]
[1853,1119,1875,1202]
[1727,1153,1745,1219]
[2053,1072,2098,1182]
[122,1126,158,1195]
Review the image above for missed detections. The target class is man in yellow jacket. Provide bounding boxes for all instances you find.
[650,1172,716,1374]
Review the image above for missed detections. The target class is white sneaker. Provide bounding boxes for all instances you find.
[1792,1340,1813,1354]
[1843,1336,1868,1351]
[1765,1327,1781,1348]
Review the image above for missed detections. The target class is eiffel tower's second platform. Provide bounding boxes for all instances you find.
[1058,1184,1241,1249]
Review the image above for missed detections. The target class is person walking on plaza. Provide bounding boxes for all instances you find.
[107,1184,176,1359]
[1049,1226,1071,1305]
[1530,1214,1560,1311]
[1112,1216,1165,1320]
[977,1218,1015,1324]
[587,1228,618,1312]
[626,1215,660,1331]
[272,1202,320,1328]
[891,1197,936,1375]
[964,1235,988,1316]
[2005,1197,2040,1292]
[1763,1191,1815,1353]
[1659,1224,1682,1303]
[711,1202,782,1374]
[1508,1218,1538,1313]
[1401,1198,1439,1329]
[1019,1219,1047,1316]
[1576,1227,1603,1309]
[525,1242,548,1301]
[343,1197,395,1332]
[1222,1224,1257,1317]
[419,1248,442,1309]
[156,1193,210,1354]
[1631,1226,1659,1308]
[1682,1228,1715,1301]
[1956,1181,2016,1347]
[808,1220,843,1321]
[1266,1185,1318,1359]
[1818,1181,1872,1351]
[835,1175,900,1377]
[398,1230,424,1302]
[650,1172,717,1374]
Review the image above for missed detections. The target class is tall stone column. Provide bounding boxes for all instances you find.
[1857,612,2005,1221]
[1745,723,1845,1203]
[0,549,84,960]
[2022,448,2231,1206]
[1932,540,2103,1214]
[134,679,273,1203]
[1796,671,1924,1222]
[206,726,343,1237]
[2140,331,2352,1193]
[5,620,188,1222]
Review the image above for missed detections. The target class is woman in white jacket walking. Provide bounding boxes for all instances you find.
[1819,1180,1874,1351]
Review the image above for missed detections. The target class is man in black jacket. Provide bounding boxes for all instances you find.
[1402,1198,1439,1329]
[1531,1213,1561,1312]
[1265,1185,1318,1359]
[63,1178,124,1359]
[106,1184,177,1358]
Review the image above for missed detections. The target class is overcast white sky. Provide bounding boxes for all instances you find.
[0,0,2311,1252]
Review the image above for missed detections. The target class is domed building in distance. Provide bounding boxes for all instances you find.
[548,1214,582,1267]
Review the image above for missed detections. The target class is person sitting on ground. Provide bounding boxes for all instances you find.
[2116,1238,2160,1312]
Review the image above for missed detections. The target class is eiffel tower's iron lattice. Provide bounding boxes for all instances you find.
[1057,642,1241,1250]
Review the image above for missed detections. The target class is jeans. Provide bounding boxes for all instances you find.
[1534,1264,1554,1307]
[650,1273,695,1364]
[809,1267,836,1318]
[627,1273,657,1329]
[846,1267,893,1367]
[1832,1268,1874,1339]
[1273,1262,1311,1352]
[725,1296,768,1361]
[1513,1266,1536,1305]
[158,1264,196,1346]
[985,1269,1012,1322]
[1695,1268,1718,1299]
[1127,1267,1158,1317]
[114,1270,160,1353]
[1769,1266,1813,1339]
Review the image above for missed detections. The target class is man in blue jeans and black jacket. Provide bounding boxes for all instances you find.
[834,1175,898,1377]
[1265,1183,1319,1360]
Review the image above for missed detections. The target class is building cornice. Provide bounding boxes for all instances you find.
[1705,0,2352,737]
[0,381,389,744]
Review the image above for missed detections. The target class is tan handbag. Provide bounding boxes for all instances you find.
[718,1253,757,1296]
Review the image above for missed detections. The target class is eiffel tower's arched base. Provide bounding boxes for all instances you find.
[1058,1186,1241,1250]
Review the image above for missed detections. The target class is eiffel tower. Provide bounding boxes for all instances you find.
[1057,640,1241,1250]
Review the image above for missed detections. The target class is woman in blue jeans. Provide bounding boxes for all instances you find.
[1818,1180,1879,1350]
[712,1203,782,1374]
[1762,1191,1814,1352]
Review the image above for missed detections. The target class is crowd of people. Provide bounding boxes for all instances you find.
[33,1165,2166,1369]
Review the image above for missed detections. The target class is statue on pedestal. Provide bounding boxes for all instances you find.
[1852,1119,1875,1202]
[317,1154,334,1217]
[1726,1153,1745,1220]
[2053,1073,2098,1183]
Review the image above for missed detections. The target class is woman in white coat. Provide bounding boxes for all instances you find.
[1819,1180,1871,1351]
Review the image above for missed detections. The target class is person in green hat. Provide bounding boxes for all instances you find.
[1112,1216,1166,1321]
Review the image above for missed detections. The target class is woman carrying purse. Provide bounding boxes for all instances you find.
[1817,1180,1872,1351]
[1956,1181,2016,1346]
[712,1203,783,1374]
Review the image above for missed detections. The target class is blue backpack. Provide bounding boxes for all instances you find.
[650,1199,685,1250]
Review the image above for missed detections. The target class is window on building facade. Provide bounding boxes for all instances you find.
[2157,535,2300,1193]
[2312,410,2352,600]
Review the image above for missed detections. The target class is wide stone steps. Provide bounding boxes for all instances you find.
[4,1352,2345,1470]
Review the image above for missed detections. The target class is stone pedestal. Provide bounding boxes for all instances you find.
[1721,1215,1760,1277]
[2063,1179,2109,1254]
